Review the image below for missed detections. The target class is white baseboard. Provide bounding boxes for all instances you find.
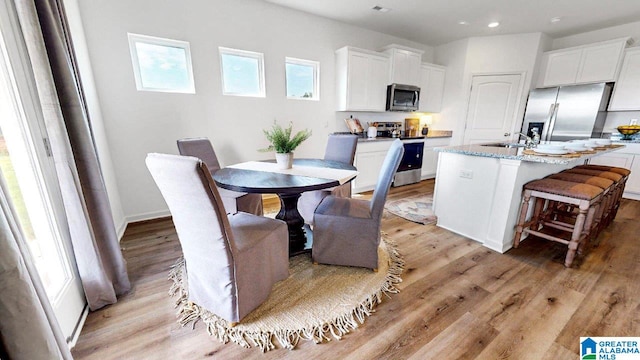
[125,209,171,224]
[68,304,89,349]
[622,191,640,201]
[115,218,127,242]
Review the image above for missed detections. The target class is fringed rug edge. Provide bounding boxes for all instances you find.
[167,234,404,352]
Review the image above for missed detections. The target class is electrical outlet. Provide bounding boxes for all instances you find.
[459,169,473,179]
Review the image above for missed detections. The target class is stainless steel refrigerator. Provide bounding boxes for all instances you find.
[520,83,613,141]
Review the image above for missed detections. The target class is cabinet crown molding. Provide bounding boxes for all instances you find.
[546,37,631,55]
[379,43,425,54]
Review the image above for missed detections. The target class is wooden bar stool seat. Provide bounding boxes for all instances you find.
[563,168,625,226]
[513,178,604,267]
[573,164,631,177]
[572,164,631,223]
[546,172,614,237]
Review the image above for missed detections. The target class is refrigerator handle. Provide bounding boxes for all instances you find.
[540,104,555,142]
[546,103,559,142]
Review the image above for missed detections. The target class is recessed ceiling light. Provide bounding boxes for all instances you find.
[488,22,500,28]
[458,21,468,25]
[372,5,391,12]
[550,17,562,23]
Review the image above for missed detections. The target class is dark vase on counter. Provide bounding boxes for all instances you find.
[421,125,429,136]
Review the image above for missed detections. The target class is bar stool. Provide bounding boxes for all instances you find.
[513,178,604,267]
[545,172,614,238]
[562,168,624,226]
[573,164,631,223]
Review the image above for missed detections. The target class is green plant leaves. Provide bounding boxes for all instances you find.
[260,121,312,153]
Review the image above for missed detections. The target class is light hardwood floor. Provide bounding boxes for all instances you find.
[71,179,640,359]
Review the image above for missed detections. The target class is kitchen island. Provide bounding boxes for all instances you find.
[432,143,625,253]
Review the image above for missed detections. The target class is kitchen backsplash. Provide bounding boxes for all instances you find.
[604,110,640,130]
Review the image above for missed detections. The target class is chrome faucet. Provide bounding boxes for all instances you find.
[518,132,534,149]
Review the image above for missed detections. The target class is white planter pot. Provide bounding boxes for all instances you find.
[275,152,293,169]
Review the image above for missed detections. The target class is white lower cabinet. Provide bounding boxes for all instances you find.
[352,141,392,193]
[588,143,640,200]
[421,137,451,179]
[352,137,453,193]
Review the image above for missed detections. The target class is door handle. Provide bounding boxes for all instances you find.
[504,132,511,137]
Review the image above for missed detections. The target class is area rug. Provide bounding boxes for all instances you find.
[168,236,404,352]
[384,194,437,225]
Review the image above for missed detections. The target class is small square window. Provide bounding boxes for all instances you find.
[127,33,195,93]
[285,57,319,100]
[219,47,265,97]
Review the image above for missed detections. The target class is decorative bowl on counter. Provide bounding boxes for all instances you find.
[617,125,640,140]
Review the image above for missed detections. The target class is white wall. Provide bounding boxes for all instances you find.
[434,33,545,145]
[62,0,127,238]
[73,0,434,221]
[552,20,640,49]
[434,39,469,144]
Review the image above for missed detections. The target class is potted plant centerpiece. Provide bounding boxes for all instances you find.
[260,121,312,169]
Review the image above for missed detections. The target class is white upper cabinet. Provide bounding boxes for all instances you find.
[609,47,640,111]
[538,38,628,87]
[381,44,423,86]
[540,49,583,87]
[335,46,390,112]
[419,63,446,113]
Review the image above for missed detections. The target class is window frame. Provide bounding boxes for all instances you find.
[127,33,195,94]
[218,47,266,98]
[285,57,320,101]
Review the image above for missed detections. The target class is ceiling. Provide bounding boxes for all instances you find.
[265,0,640,46]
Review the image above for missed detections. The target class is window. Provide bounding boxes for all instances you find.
[128,33,195,93]
[285,57,319,100]
[219,47,265,97]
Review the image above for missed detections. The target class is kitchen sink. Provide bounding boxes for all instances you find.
[480,142,526,148]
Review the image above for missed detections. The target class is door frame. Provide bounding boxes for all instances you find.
[462,71,528,144]
[0,0,88,344]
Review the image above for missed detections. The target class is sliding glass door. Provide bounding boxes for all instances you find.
[0,2,85,341]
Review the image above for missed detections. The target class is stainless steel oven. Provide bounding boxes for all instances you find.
[393,141,424,187]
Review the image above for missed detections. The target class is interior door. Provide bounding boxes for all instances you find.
[0,1,85,341]
[463,74,523,144]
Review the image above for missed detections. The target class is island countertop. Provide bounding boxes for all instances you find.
[434,143,626,165]
[432,141,627,254]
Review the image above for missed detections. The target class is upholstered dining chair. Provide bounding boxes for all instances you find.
[298,134,359,225]
[145,153,289,324]
[311,139,404,270]
[177,137,263,216]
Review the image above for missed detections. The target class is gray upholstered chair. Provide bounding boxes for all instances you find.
[298,134,359,225]
[177,138,263,215]
[311,139,404,270]
[145,153,289,324]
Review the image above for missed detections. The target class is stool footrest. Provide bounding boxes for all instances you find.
[522,229,571,246]
[544,220,575,233]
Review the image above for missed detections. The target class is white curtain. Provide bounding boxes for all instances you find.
[0,175,72,359]
[15,0,130,310]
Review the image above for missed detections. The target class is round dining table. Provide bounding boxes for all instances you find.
[213,159,357,256]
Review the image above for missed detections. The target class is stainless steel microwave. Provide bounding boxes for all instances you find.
[386,83,420,111]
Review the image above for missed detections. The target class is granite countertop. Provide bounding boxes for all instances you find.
[357,130,453,142]
[434,143,626,165]
[615,139,640,144]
